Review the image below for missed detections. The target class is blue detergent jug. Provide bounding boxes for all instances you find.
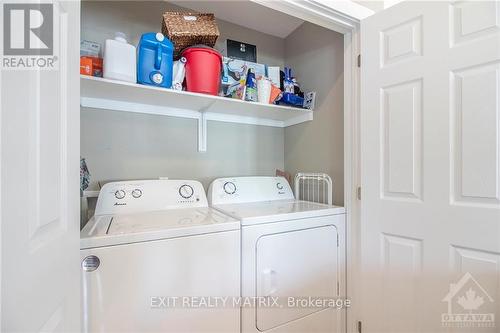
[137,32,174,88]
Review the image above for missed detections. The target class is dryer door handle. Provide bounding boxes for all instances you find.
[261,268,277,297]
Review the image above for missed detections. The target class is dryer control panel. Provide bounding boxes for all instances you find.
[95,180,208,216]
[208,176,294,205]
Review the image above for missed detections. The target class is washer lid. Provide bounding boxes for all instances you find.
[213,199,345,225]
[80,207,239,249]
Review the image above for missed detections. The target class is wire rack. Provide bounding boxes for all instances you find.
[294,172,333,205]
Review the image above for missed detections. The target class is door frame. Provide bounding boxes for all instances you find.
[250,1,364,332]
[0,50,2,332]
[343,26,362,333]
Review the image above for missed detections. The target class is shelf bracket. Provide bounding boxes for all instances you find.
[198,113,207,152]
[197,101,216,152]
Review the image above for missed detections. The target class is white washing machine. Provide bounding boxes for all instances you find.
[208,176,346,333]
[81,179,240,333]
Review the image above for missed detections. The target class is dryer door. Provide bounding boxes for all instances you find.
[255,225,339,331]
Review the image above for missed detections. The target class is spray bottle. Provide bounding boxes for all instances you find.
[244,68,257,102]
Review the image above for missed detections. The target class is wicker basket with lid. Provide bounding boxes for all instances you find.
[161,12,220,58]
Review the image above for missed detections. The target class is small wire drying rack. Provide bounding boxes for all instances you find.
[294,172,333,205]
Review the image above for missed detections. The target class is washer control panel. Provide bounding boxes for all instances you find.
[95,179,207,216]
[208,176,294,205]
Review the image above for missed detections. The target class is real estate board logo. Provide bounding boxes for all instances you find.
[2,3,58,69]
[442,272,495,328]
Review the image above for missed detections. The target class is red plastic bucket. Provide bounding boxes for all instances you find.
[181,46,222,95]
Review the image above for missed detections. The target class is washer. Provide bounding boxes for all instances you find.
[208,176,346,333]
[81,179,240,333]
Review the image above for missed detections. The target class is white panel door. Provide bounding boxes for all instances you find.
[1,1,80,331]
[361,1,500,332]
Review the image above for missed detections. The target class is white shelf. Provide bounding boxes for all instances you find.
[80,75,313,128]
[80,76,313,152]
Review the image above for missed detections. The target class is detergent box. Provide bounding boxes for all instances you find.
[222,57,266,84]
[222,57,266,97]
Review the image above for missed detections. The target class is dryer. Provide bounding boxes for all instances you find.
[208,176,346,333]
[81,179,240,333]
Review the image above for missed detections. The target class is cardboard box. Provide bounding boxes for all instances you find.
[80,56,103,77]
[80,40,101,57]
[222,57,266,86]
[267,66,280,87]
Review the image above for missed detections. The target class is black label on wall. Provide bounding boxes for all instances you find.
[227,39,257,62]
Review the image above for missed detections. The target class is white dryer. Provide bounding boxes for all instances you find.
[81,179,240,333]
[208,176,346,333]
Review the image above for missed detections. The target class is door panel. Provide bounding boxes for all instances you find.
[255,226,338,331]
[450,1,500,45]
[1,1,80,331]
[380,16,422,67]
[81,231,240,333]
[361,1,500,332]
[380,234,423,331]
[381,79,422,200]
[241,215,345,333]
[452,62,500,206]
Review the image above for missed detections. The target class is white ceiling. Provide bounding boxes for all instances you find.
[169,1,304,38]
[353,0,384,12]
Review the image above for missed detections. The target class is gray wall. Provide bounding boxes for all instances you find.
[81,1,286,190]
[284,23,344,205]
[81,109,284,189]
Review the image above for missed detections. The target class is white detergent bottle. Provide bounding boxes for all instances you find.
[103,32,137,83]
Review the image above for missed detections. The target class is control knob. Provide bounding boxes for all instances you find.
[132,189,142,198]
[114,190,126,199]
[223,182,237,195]
[179,184,194,199]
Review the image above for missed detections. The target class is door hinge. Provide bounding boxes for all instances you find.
[357,186,361,200]
[357,321,362,333]
[357,54,361,67]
